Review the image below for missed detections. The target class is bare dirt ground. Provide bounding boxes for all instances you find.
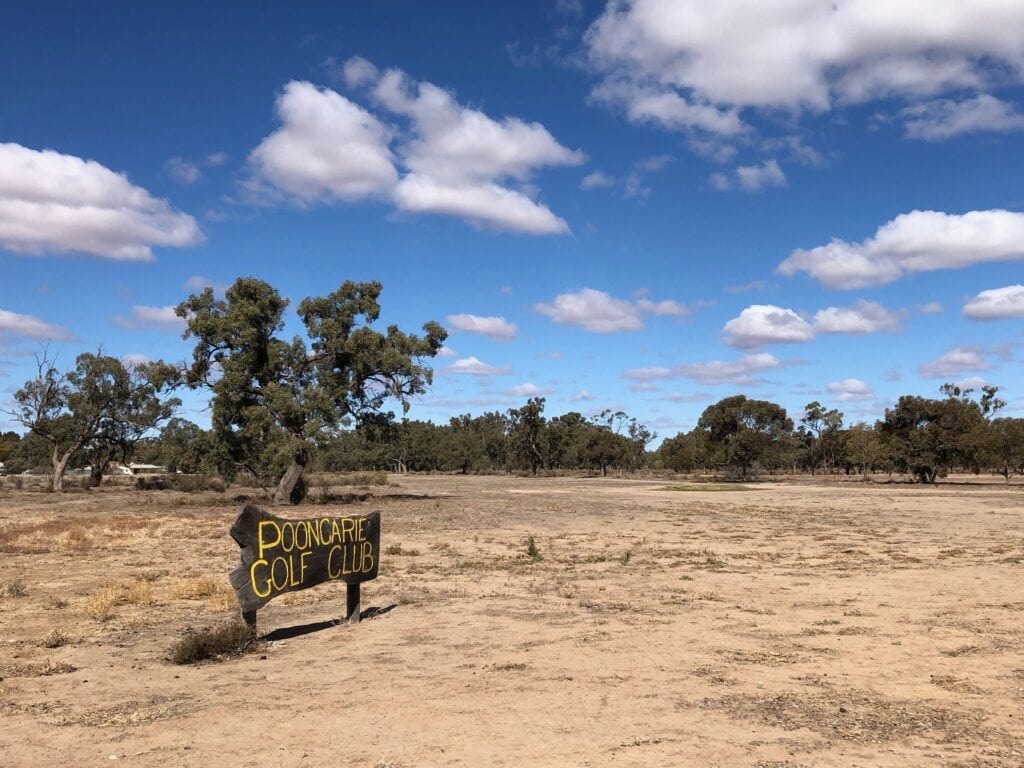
[1,474,1022,767]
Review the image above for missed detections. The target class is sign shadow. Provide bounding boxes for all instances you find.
[262,604,397,641]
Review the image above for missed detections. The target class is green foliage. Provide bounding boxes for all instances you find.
[697,395,794,479]
[10,351,179,490]
[525,535,541,561]
[177,278,446,504]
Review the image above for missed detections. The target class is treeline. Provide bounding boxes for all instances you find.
[4,384,1023,489]
[3,278,1023,503]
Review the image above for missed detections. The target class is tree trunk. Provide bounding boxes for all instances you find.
[273,460,306,506]
[51,448,73,492]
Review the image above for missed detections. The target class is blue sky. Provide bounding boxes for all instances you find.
[2,0,1024,438]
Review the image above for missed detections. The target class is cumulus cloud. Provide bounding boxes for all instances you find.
[445,313,518,341]
[778,210,1024,289]
[623,352,782,386]
[446,356,512,376]
[711,160,787,193]
[724,305,813,348]
[535,287,694,333]
[963,284,1024,320]
[0,308,77,341]
[251,63,582,234]
[827,378,874,402]
[437,345,459,358]
[506,382,555,397]
[367,64,584,233]
[0,143,202,261]
[112,305,186,333]
[901,94,1024,141]
[571,389,595,402]
[813,300,907,334]
[248,81,398,204]
[585,1,1024,127]
[919,347,991,378]
[917,301,944,314]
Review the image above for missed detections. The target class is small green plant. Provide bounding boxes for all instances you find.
[169,621,258,665]
[525,535,542,562]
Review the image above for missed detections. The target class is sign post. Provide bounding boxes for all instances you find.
[228,503,380,631]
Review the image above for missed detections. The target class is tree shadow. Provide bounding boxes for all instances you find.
[261,604,397,641]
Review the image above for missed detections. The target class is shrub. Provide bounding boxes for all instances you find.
[169,621,258,665]
[3,579,28,597]
[41,628,70,648]
[525,536,542,562]
[136,475,226,493]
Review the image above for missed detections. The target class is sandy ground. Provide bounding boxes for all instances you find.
[1,474,1022,767]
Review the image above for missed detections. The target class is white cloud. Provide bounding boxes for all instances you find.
[537,288,642,332]
[724,305,814,348]
[963,284,1024,320]
[585,1,1024,118]
[590,80,747,136]
[0,142,202,261]
[369,64,584,234]
[917,301,944,314]
[165,157,202,184]
[0,308,76,341]
[628,381,661,393]
[248,81,398,204]
[393,175,570,234]
[955,375,989,391]
[121,353,153,369]
[112,305,185,333]
[535,287,694,333]
[902,94,1024,141]
[711,160,787,192]
[779,210,1024,289]
[445,313,518,341]
[437,345,459,358]
[813,300,906,334]
[260,64,583,234]
[634,298,690,316]
[580,170,614,190]
[506,382,555,397]
[827,378,874,402]
[664,391,714,403]
[446,356,512,376]
[919,347,990,378]
[623,352,782,386]
[184,275,229,294]
[571,389,595,402]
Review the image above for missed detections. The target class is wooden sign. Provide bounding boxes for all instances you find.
[229,503,380,629]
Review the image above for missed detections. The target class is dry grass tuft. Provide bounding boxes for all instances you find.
[85,585,123,621]
[3,579,28,597]
[385,543,420,556]
[41,628,71,648]
[702,684,987,744]
[169,576,223,600]
[168,621,258,665]
[1,660,76,677]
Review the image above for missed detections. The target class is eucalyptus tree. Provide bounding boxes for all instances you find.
[11,352,178,490]
[177,278,445,504]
